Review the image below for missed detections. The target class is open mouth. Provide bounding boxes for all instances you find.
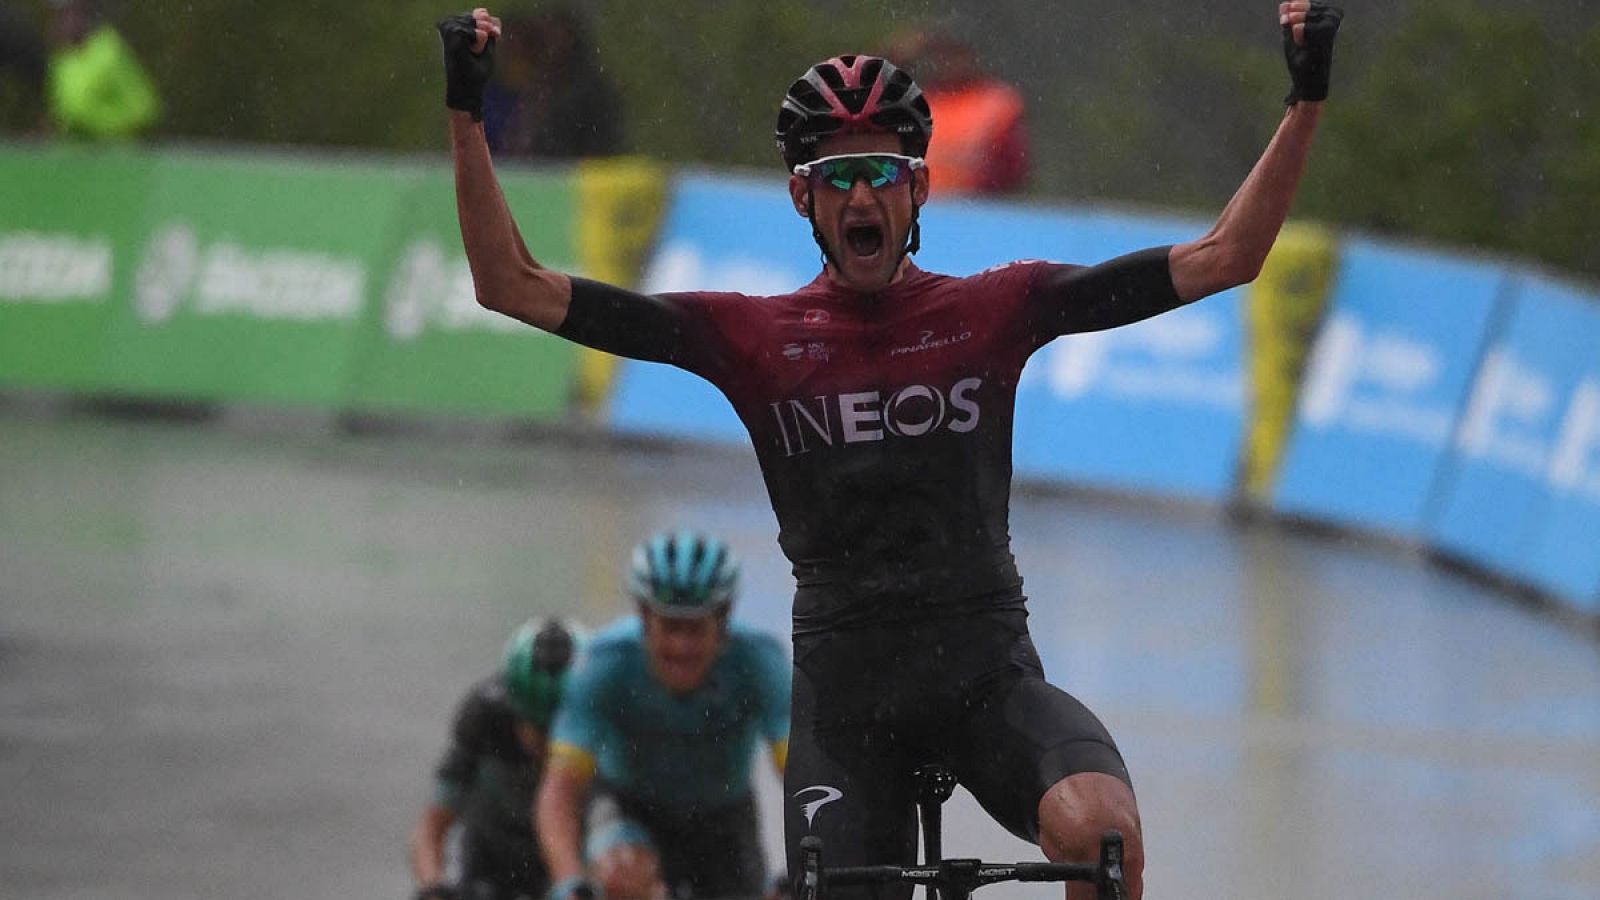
[845,224,885,259]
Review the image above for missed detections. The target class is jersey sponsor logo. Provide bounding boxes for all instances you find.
[783,341,831,362]
[794,785,843,828]
[769,377,983,456]
[804,309,831,325]
[889,328,974,357]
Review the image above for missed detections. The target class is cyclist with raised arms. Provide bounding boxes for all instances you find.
[437,5,1344,898]
[410,618,579,900]
[536,531,790,900]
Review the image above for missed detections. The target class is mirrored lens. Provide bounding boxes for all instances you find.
[810,156,911,191]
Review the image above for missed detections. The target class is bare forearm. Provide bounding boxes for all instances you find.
[449,111,570,329]
[409,805,454,885]
[1170,101,1322,302]
[536,771,590,882]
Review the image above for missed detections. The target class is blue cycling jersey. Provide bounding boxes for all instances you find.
[549,616,791,812]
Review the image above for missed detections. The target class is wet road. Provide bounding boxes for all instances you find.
[2,404,1597,900]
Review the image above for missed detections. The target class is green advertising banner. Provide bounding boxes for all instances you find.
[97,152,419,407]
[342,166,580,419]
[0,145,157,391]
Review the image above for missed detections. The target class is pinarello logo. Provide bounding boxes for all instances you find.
[804,309,830,325]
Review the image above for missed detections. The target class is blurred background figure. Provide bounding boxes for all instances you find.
[0,3,46,133]
[483,7,622,159]
[45,0,159,140]
[887,27,1029,196]
[409,619,581,900]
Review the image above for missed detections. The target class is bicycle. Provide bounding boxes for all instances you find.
[797,764,1127,900]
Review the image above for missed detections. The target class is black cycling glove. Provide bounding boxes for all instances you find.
[437,13,494,121]
[1283,2,1343,105]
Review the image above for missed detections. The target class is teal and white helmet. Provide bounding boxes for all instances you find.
[627,531,740,618]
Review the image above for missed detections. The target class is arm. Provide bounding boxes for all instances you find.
[440,10,571,330]
[536,753,596,884]
[441,12,712,362]
[1168,102,1322,302]
[408,804,457,886]
[450,109,573,329]
[1169,1,1343,302]
[409,691,486,893]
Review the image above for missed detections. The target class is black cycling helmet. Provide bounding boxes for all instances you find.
[775,55,934,172]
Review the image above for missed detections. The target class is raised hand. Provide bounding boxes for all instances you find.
[1280,1,1344,104]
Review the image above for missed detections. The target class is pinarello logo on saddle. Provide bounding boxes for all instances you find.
[769,377,982,457]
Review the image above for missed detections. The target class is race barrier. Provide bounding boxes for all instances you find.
[3,145,1595,618]
[612,178,1598,618]
[0,145,155,392]
[1270,239,1512,538]
[1426,273,1600,612]
[0,144,593,420]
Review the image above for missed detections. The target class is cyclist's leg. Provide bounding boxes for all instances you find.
[455,825,524,900]
[654,796,766,899]
[585,789,666,899]
[949,627,1143,899]
[785,639,920,900]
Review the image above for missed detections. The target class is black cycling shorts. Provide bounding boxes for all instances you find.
[587,787,766,899]
[457,823,547,900]
[783,608,1129,896]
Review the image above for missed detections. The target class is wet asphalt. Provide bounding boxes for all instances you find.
[1,403,1596,900]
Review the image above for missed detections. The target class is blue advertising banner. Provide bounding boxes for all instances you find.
[607,174,807,443]
[916,202,1248,501]
[1271,240,1511,537]
[1427,275,1600,610]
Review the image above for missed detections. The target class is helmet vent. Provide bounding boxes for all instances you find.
[860,58,884,87]
[816,64,847,93]
[836,87,870,115]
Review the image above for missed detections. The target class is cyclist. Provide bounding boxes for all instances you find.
[438,4,1343,898]
[410,618,580,900]
[536,531,790,900]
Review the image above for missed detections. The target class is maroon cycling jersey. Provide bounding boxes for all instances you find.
[559,248,1185,632]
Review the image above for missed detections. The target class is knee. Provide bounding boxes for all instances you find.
[1037,773,1143,891]
[592,843,662,899]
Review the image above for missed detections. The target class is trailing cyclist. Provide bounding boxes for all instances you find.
[536,531,791,900]
[410,618,579,900]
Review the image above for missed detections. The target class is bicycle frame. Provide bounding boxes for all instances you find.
[797,765,1126,900]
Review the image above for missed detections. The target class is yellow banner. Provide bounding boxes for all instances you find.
[1242,223,1339,502]
[572,157,669,412]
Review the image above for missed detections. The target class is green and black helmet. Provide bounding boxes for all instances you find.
[627,530,740,619]
[501,617,580,727]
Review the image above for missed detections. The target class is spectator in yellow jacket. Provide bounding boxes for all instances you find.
[47,0,159,140]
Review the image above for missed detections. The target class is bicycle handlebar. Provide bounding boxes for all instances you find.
[823,859,1101,885]
[800,831,1126,900]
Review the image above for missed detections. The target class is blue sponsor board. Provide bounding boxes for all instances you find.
[1270,240,1511,537]
[923,205,1250,501]
[1428,275,1600,611]
[608,174,809,443]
